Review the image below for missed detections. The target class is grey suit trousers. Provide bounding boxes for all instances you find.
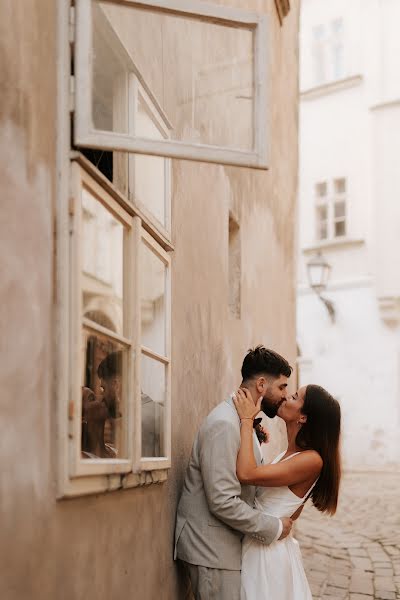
[182,560,241,600]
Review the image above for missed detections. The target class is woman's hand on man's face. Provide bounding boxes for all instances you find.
[233,387,262,420]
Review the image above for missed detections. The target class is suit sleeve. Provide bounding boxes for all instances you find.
[199,418,280,545]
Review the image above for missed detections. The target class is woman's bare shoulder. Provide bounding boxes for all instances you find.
[295,449,323,471]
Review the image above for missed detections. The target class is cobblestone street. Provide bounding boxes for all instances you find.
[295,472,400,600]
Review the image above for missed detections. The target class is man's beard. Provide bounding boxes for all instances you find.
[261,397,282,419]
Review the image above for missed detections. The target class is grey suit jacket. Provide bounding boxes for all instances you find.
[174,397,280,570]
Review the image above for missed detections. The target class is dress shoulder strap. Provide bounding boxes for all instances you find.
[272,451,287,464]
[304,477,319,499]
[279,451,302,463]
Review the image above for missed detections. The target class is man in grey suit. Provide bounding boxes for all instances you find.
[175,346,293,599]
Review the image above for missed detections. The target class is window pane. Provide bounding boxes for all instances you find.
[82,187,124,335]
[331,17,344,80]
[317,222,328,240]
[332,42,344,80]
[312,25,326,85]
[334,201,346,218]
[335,220,346,237]
[132,97,167,226]
[316,203,328,240]
[141,355,166,458]
[334,178,346,194]
[315,182,327,197]
[140,242,166,356]
[92,1,255,151]
[92,8,128,134]
[316,204,328,220]
[132,154,167,227]
[81,330,128,459]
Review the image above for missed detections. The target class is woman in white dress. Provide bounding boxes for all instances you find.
[233,384,341,600]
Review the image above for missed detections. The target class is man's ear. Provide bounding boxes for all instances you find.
[255,376,266,394]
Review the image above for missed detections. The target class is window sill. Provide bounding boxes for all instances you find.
[302,238,365,255]
[301,74,363,101]
[58,468,169,499]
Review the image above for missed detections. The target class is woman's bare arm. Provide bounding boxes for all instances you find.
[236,420,322,487]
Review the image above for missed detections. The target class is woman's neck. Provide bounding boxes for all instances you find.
[285,422,302,453]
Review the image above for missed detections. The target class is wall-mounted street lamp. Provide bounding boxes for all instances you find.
[306,252,336,323]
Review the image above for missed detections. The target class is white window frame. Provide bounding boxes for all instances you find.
[139,229,171,472]
[315,178,347,242]
[74,0,269,169]
[59,162,172,496]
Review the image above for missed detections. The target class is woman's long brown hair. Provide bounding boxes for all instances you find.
[296,384,341,515]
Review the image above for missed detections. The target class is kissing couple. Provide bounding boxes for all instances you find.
[174,346,341,599]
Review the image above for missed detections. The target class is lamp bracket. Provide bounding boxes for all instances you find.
[318,293,336,323]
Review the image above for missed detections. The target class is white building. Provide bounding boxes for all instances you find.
[297,0,400,469]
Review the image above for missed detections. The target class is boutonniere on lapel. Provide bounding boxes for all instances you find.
[253,418,270,444]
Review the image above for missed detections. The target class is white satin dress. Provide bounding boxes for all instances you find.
[240,451,317,600]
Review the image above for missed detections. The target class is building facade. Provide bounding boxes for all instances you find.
[1,1,299,598]
[297,0,400,469]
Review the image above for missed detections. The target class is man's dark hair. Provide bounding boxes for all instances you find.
[97,350,122,380]
[241,345,292,381]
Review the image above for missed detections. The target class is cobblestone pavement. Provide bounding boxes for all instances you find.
[295,471,400,600]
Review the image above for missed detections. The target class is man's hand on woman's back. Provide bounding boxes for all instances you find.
[278,517,293,540]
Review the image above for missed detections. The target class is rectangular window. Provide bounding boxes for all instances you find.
[74,0,270,169]
[67,163,171,489]
[140,231,171,467]
[316,203,328,241]
[331,18,344,80]
[315,178,347,241]
[311,18,345,86]
[312,25,327,86]
[333,177,346,237]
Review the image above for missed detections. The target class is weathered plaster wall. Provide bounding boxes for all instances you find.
[0,1,299,598]
[0,1,57,598]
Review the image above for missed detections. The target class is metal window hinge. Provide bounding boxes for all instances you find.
[69,5,75,44]
[69,195,75,217]
[68,400,75,420]
[69,75,75,113]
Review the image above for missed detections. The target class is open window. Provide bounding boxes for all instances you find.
[74,0,269,169]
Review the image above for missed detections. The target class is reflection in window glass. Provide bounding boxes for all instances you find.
[141,355,166,458]
[140,242,166,356]
[82,188,124,335]
[81,331,127,459]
